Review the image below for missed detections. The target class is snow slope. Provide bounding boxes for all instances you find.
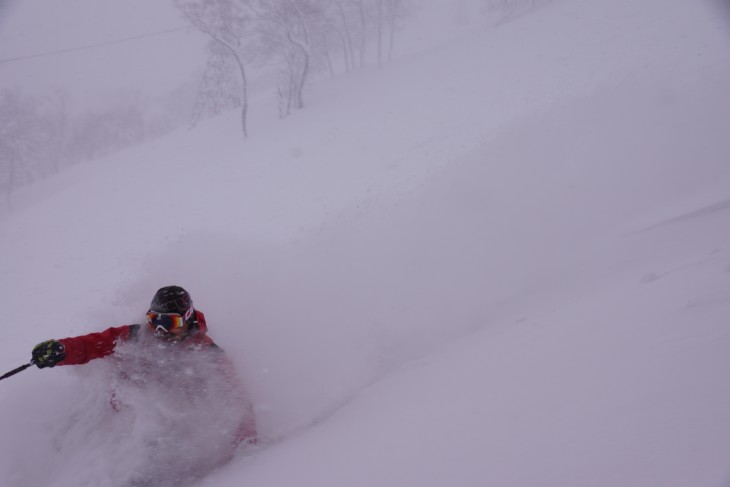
[2,0,730,486]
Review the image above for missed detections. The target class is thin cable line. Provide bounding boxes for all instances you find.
[0,25,192,64]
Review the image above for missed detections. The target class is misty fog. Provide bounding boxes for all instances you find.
[0,0,487,201]
[2,1,729,486]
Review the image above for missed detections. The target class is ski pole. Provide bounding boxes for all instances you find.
[0,361,34,382]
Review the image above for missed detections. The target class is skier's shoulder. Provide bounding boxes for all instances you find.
[191,309,208,334]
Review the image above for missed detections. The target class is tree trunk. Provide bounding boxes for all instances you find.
[323,33,335,77]
[357,0,367,69]
[388,12,396,60]
[335,2,356,71]
[334,27,351,72]
[297,50,310,109]
[376,0,383,67]
[288,72,295,116]
[286,30,311,110]
[231,52,249,138]
[5,158,16,209]
[277,85,285,119]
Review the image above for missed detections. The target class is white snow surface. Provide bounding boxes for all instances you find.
[2,0,730,486]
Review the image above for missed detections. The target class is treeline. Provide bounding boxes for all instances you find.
[481,0,553,24]
[177,0,416,136]
[0,0,417,204]
[1,0,550,203]
[0,89,191,204]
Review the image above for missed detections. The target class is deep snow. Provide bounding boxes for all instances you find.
[2,0,730,486]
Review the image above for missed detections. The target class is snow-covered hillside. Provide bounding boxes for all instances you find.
[2,0,730,486]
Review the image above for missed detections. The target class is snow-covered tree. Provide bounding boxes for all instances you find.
[0,90,62,205]
[176,0,256,137]
[253,0,337,115]
[382,0,415,61]
[178,0,419,126]
[483,0,551,24]
[190,42,245,126]
[64,104,147,163]
[325,0,358,72]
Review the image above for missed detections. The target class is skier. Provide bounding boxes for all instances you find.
[30,285,257,446]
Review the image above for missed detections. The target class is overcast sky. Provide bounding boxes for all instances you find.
[0,0,207,108]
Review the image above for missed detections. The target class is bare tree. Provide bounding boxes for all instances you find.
[41,89,70,174]
[483,0,548,25]
[376,0,384,66]
[176,0,255,137]
[383,0,414,61]
[327,0,357,72]
[0,91,51,205]
[0,91,25,206]
[64,104,147,163]
[254,0,328,113]
[177,0,419,127]
[0,84,193,204]
[339,0,415,69]
[353,0,369,69]
[190,43,244,126]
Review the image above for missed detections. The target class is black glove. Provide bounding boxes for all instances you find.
[32,340,66,368]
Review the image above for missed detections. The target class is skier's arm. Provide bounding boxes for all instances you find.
[59,325,140,365]
[32,325,140,368]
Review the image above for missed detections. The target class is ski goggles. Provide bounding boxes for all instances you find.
[146,307,193,335]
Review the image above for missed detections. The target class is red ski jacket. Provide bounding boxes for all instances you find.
[55,310,256,444]
[57,310,216,366]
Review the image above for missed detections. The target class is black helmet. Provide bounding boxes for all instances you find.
[150,286,193,314]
